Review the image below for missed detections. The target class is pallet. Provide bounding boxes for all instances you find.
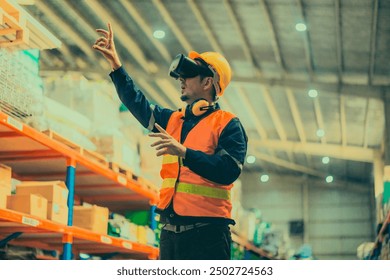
[82,149,108,167]
[138,177,159,193]
[109,162,134,180]
[43,129,108,167]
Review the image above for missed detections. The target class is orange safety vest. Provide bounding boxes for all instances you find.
[157,109,236,218]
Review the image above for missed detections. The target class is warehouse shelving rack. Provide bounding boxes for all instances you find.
[0,110,160,259]
[231,231,277,260]
[0,0,61,49]
[369,211,390,259]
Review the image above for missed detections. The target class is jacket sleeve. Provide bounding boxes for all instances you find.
[183,118,248,185]
[109,66,172,131]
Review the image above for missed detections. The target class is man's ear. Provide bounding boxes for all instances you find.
[202,77,213,91]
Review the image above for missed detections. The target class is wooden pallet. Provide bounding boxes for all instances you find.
[109,162,134,180]
[82,149,108,166]
[138,177,159,193]
[43,129,108,167]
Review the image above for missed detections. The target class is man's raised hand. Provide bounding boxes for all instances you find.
[93,23,121,70]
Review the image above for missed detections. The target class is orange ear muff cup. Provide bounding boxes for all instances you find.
[192,99,210,116]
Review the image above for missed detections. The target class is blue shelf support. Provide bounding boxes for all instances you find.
[150,205,157,230]
[62,157,76,260]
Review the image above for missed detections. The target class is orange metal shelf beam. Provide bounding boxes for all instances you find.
[0,111,158,203]
[0,208,159,259]
[0,208,67,233]
[69,226,159,259]
[0,150,61,159]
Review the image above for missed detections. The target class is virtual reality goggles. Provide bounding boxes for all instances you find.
[168,54,214,79]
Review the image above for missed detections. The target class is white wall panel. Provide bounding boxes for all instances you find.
[309,205,372,221]
[307,221,373,237]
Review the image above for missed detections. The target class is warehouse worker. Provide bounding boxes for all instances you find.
[93,23,247,260]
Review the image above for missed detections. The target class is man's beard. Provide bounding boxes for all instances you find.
[180,95,189,101]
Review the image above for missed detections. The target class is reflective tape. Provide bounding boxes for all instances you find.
[161,178,176,189]
[176,182,230,200]
[162,155,178,164]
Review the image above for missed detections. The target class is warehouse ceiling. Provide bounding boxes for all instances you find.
[17,0,390,191]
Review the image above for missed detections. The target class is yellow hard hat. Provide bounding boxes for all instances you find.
[188,51,232,97]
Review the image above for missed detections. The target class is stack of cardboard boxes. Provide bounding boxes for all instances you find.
[13,180,69,224]
[0,163,127,238]
[0,164,69,224]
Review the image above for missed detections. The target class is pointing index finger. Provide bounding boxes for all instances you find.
[154,123,167,134]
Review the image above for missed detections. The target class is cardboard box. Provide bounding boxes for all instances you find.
[0,183,12,196]
[16,180,68,206]
[73,205,109,234]
[48,202,68,225]
[0,164,12,193]
[7,194,47,219]
[0,187,8,209]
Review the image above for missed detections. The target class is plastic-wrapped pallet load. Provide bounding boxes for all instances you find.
[42,96,97,151]
[108,213,137,242]
[43,74,124,134]
[72,80,122,132]
[44,96,92,136]
[0,48,44,123]
[91,129,140,174]
[43,73,90,109]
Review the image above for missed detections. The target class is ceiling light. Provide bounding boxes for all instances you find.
[322,156,330,164]
[316,129,325,138]
[153,30,165,39]
[295,23,307,32]
[326,175,333,183]
[260,174,269,183]
[308,89,318,98]
[246,155,256,164]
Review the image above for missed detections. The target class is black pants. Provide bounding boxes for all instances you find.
[159,224,232,260]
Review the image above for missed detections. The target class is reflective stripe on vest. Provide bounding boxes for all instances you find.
[161,178,230,200]
[162,155,184,166]
[161,178,176,189]
[162,155,178,164]
[176,182,230,200]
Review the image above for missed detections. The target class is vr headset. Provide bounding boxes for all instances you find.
[168,54,214,79]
